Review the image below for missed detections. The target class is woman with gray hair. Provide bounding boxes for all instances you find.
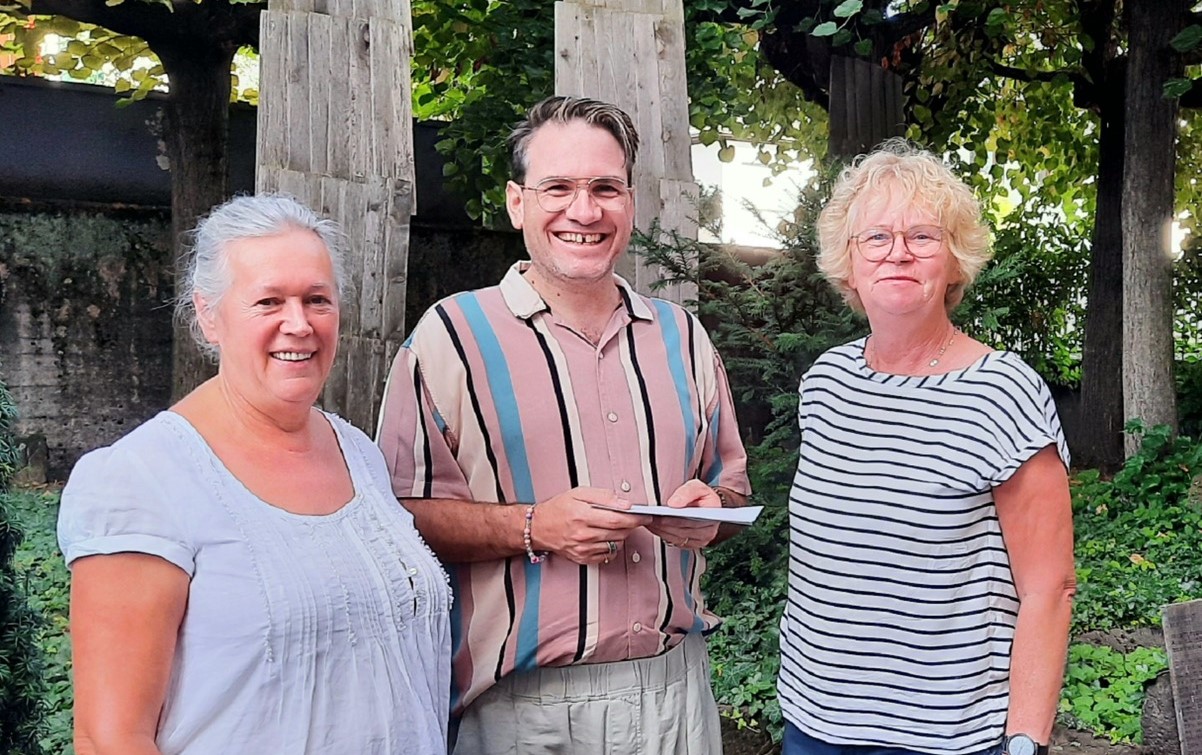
[58,194,451,754]
[778,142,1075,755]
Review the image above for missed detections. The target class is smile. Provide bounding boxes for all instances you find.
[554,232,605,244]
[271,351,313,362]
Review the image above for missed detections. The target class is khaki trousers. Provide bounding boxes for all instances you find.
[452,633,722,755]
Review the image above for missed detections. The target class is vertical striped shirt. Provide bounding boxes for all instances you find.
[778,338,1069,755]
[377,263,750,713]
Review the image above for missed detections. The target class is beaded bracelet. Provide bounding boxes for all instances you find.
[523,503,547,564]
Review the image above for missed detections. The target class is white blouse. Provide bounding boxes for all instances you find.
[59,411,452,754]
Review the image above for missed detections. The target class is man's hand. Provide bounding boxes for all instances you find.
[645,479,721,550]
[531,488,652,566]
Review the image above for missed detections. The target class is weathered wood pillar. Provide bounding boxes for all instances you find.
[1164,599,1202,755]
[827,55,904,158]
[554,0,696,304]
[257,0,414,432]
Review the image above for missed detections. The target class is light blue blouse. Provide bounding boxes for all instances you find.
[59,411,452,754]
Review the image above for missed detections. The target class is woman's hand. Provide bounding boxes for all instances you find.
[70,553,189,755]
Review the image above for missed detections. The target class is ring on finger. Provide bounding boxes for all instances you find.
[607,540,618,556]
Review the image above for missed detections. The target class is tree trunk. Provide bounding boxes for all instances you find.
[1121,0,1182,456]
[1075,74,1125,469]
[156,44,238,401]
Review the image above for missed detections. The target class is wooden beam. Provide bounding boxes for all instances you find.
[1164,598,1202,755]
[259,0,414,432]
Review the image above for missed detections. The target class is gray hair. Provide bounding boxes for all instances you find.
[175,193,348,360]
[507,96,640,184]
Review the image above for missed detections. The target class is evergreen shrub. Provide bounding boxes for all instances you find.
[0,379,45,753]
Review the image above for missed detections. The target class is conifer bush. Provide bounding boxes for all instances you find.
[0,379,45,754]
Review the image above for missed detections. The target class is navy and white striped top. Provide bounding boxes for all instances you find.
[778,337,1069,755]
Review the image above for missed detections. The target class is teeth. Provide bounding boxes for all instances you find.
[272,352,312,362]
[557,232,603,244]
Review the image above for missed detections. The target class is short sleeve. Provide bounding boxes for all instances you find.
[376,341,473,501]
[58,444,196,575]
[980,355,1071,486]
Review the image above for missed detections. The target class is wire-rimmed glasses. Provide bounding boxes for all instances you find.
[518,176,633,213]
[851,225,945,261]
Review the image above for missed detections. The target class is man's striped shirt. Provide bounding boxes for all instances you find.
[778,339,1068,755]
[377,263,750,713]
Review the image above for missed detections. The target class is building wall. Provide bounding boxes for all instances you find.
[0,207,524,480]
[0,208,174,479]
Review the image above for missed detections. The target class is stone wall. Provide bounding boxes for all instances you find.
[0,206,524,480]
[0,207,174,480]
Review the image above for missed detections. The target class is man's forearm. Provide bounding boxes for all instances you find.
[401,498,527,563]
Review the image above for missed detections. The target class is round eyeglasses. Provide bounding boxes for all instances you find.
[851,225,945,261]
[518,176,633,213]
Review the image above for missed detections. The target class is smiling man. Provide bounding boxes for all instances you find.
[376,96,751,754]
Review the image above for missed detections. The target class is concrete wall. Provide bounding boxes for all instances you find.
[0,208,174,479]
[0,207,524,480]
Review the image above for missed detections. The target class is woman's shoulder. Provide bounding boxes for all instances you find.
[68,412,193,484]
[805,338,867,375]
[59,412,204,571]
[972,350,1052,392]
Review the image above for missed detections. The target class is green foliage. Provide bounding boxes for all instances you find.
[5,490,72,755]
[0,5,262,104]
[959,204,1089,386]
[0,385,45,754]
[1059,644,1168,744]
[0,383,21,491]
[1070,423,1202,635]
[409,0,826,222]
[410,0,554,224]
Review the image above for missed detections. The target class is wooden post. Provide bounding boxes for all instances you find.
[827,55,904,158]
[257,0,414,433]
[554,0,696,304]
[1164,599,1202,755]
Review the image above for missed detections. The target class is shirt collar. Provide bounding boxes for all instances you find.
[499,261,655,322]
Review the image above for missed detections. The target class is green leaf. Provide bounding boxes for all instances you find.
[1171,25,1202,54]
[854,39,872,57]
[1164,78,1194,100]
[833,0,862,19]
[831,29,852,47]
[718,144,735,162]
[812,21,839,37]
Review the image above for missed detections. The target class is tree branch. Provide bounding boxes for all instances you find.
[881,3,936,40]
[990,61,1087,87]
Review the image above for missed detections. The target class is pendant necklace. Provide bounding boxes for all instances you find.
[928,327,960,368]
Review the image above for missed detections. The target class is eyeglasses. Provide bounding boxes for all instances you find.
[518,176,632,213]
[851,225,945,261]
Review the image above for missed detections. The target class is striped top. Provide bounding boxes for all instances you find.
[377,262,750,713]
[778,338,1069,755]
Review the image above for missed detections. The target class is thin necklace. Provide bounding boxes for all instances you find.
[928,327,959,367]
[865,326,960,370]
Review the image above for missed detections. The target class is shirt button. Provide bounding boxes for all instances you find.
[408,567,418,576]
[632,622,642,633]
[631,552,641,563]
[607,411,618,422]
[620,481,631,492]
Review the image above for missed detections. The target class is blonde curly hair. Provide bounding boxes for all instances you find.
[816,139,992,312]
